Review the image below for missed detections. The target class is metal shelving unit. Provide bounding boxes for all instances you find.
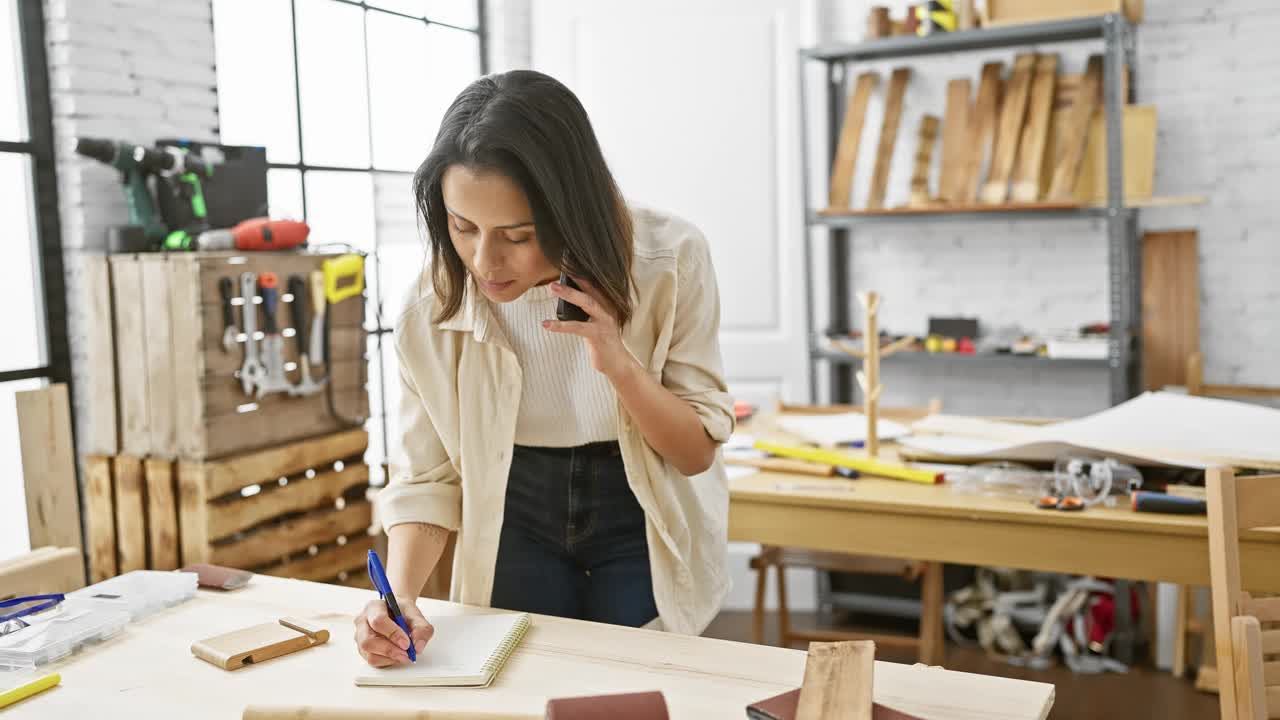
[799,14,1139,406]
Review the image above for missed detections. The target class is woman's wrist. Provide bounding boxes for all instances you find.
[604,353,645,389]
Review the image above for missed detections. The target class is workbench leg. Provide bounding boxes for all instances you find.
[776,563,792,648]
[919,562,945,666]
[1172,584,1191,677]
[752,560,767,645]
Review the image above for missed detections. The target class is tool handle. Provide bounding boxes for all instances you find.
[288,274,308,353]
[259,272,279,334]
[1131,491,1207,515]
[310,270,326,315]
[219,277,235,326]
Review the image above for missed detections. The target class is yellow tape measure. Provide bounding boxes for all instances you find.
[322,254,365,305]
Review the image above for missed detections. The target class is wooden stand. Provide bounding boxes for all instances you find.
[83,429,372,586]
[824,292,913,457]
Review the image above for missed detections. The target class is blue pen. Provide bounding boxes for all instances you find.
[367,549,416,662]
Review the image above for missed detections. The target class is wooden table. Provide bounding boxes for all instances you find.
[13,576,1054,720]
[730,467,1280,592]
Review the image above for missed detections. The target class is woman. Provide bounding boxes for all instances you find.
[355,70,734,668]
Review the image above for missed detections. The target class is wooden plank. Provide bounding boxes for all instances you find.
[206,464,370,541]
[816,200,1083,218]
[203,428,369,498]
[1233,615,1268,720]
[0,547,85,600]
[979,53,1036,204]
[1074,105,1157,203]
[1141,230,1199,390]
[141,256,176,458]
[865,68,911,210]
[796,641,875,720]
[202,326,365,376]
[203,390,369,461]
[84,455,117,582]
[200,360,365,417]
[144,458,180,570]
[258,533,375,583]
[919,562,945,665]
[1264,628,1280,656]
[1241,596,1280,624]
[113,455,148,573]
[17,383,82,550]
[83,255,118,455]
[1236,475,1280,532]
[828,72,879,209]
[1208,467,1244,716]
[1047,55,1103,200]
[178,461,212,565]
[985,0,1142,26]
[907,115,940,206]
[961,62,1003,203]
[1265,661,1280,686]
[938,78,971,203]
[1009,54,1058,203]
[209,500,373,569]
[1056,68,1125,111]
[170,256,208,460]
[110,256,151,456]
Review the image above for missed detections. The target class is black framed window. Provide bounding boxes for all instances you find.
[2,0,70,559]
[212,0,485,483]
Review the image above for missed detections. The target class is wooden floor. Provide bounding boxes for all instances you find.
[703,610,1221,720]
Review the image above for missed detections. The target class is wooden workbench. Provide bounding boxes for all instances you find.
[730,463,1280,592]
[12,576,1054,720]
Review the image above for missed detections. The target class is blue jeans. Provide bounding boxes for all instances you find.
[490,442,659,627]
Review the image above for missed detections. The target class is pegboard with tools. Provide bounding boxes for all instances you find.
[105,251,369,461]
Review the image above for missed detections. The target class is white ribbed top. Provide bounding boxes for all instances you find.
[489,283,618,447]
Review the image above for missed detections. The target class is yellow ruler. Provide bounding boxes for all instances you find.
[754,441,943,485]
[0,673,60,709]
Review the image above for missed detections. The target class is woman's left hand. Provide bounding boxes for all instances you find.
[543,277,638,382]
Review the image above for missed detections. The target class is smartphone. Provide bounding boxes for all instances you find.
[555,272,589,322]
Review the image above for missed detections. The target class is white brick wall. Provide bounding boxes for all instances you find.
[485,0,532,71]
[44,0,218,454]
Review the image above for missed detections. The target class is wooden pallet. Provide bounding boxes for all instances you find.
[107,251,368,461]
[83,428,372,586]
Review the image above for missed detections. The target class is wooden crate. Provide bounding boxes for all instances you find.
[83,429,372,586]
[178,428,373,586]
[108,251,368,460]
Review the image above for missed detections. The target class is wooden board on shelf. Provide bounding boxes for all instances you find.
[1009,54,1059,203]
[985,0,1143,26]
[828,72,879,209]
[1074,105,1157,203]
[962,62,1003,203]
[938,78,971,203]
[866,68,911,210]
[17,383,82,551]
[1142,230,1199,391]
[908,115,940,206]
[1047,55,1103,200]
[980,53,1036,204]
[817,200,1084,218]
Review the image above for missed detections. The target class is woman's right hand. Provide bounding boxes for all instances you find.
[355,596,435,667]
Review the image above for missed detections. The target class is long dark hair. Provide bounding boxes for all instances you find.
[413,70,634,325]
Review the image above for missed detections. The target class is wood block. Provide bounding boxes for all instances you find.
[170,254,204,460]
[113,455,148,573]
[17,383,82,550]
[258,533,375,583]
[1142,230,1199,391]
[209,500,373,569]
[141,256,176,458]
[204,428,369,499]
[980,53,1036,204]
[1056,68,1124,110]
[0,547,85,600]
[1009,54,1059,202]
[796,641,876,720]
[866,7,891,39]
[938,78,971,203]
[144,458,180,570]
[1047,55,1103,200]
[84,455,117,582]
[908,115,940,206]
[1074,105,1157,203]
[178,461,213,566]
[109,256,151,457]
[828,72,879,209]
[83,255,118,455]
[206,464,370,541]
[961,62,1003,203]
[866,68,911,210]
[985,0,1143,26]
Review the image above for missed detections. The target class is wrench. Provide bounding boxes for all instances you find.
[255,272,294,398]
[238,272,267,396]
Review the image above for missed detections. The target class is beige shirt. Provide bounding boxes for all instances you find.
[377,206,735,635]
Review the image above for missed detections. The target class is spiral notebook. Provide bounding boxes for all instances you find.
[354,612,531,688]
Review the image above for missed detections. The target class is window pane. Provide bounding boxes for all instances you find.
[365,333,387,486]
[428,0,478,29]
[369,0,424,17]
[368,14,433,171]
[375,241,426,329]
[268,168,304,220]
[304,171,378,326]
[0,378,47,563]
[423,25,481,142]
[296,0,371,168]
[0,152,43,373]
[213,0,299,163]
[0,0,27,141]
